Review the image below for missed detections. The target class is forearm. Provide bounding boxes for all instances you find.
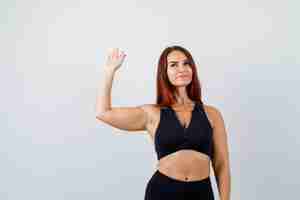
[215,166,231,200]
[95,67,116,115]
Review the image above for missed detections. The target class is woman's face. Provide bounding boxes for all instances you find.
[166,50,193,87]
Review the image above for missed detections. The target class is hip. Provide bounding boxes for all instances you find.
[144,169,214,200]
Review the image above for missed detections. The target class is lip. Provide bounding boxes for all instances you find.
[177,74,189,78]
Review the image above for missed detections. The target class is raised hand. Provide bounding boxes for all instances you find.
[105,48,126,72]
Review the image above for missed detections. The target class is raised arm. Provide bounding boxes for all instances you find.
[96,105,149,132]
[95,48,149,132]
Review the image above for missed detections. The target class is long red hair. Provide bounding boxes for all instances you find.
[155,45,203,107]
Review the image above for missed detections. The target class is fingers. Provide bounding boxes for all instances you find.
[119,51,126,60]
[107,48,113,61]
[112,48,118,60]
[107,48,126,61]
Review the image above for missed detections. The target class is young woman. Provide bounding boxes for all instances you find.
[96,45,231,200]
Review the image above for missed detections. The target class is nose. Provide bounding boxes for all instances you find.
[177,64,188,72]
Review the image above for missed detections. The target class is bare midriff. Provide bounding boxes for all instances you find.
[156,150,211,182]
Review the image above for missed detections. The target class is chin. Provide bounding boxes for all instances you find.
[178,79,192,84]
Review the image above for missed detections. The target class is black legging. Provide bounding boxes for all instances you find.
[144,170,215,200]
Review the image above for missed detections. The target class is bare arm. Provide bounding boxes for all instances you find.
[210,106,231,200]
[95,48,149,132]
[95,67,117,115]
[96,105,149,132]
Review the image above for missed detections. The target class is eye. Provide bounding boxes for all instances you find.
[184,61,191,65]
[170,63,176,67]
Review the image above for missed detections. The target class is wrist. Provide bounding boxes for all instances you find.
[103,66,117,74]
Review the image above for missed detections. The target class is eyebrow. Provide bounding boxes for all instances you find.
[168,59,189,64]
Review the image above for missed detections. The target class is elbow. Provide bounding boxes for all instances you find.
[96,106,113,123]
[95,105,111,117]
[96,111,108,121]
[213,159,230,174]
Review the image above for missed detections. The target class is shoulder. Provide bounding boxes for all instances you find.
[202,103,224,128]
[137,104,167,134]
[138,104,164,122]
[203,104,222,115]
[139,104,162,112]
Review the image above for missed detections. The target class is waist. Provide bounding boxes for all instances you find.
[156,150,211,182]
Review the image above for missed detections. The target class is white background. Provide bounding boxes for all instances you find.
[1,0,299,199]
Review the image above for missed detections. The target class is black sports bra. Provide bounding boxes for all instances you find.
[154,101,214,161]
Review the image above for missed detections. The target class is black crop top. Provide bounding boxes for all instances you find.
[154,101,214,161]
